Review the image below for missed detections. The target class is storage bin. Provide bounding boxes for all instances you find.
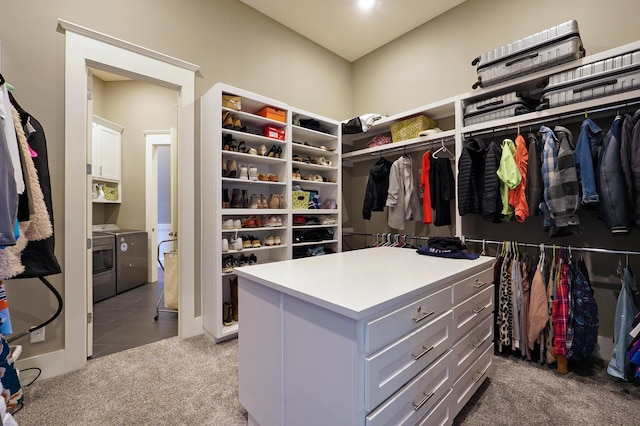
[292,191,310,210]
[257,106,286,123]
[222,95,241,111]
[263,126,285,140]
[390,115,437,142]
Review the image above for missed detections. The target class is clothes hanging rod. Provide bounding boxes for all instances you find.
[463,237,640,257]
[464,98,640,139]
[343,231,429,242]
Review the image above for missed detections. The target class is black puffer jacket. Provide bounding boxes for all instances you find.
[362,157,392,220]
[526,133,543,216]
[596,116,631,234]
[482,141,503,222]
[622,109,640,227]
[457,137,487,216]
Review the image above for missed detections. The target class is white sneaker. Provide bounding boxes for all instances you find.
[248,165,259,181]
[233,219,242,229]
[276,216,283,226]
[222,238,229,252]
[230,237,243,251]
[321,216,336,225]
[239,164,249,180]
[222,219,235,229]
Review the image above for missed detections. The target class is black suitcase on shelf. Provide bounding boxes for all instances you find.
[463,92,537,126]
[472,20,585,89]
[539,49,640,109]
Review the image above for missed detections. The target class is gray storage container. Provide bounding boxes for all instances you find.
[540,50,640,108]
[472,20,584,89]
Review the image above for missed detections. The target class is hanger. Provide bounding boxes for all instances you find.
[432,139,452,159]
[0,73,5,86]
[481,239,486,256]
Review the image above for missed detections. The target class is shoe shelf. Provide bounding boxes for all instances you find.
[292,239,338,247]
[202,82,341,343]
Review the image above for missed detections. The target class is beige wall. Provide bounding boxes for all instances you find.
[352,0,640,116]
[0,0,351,360]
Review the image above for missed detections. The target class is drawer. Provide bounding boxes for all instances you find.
[452,284,494,341]
[366,350,453,426]
[452,267,493,306]
[416,388,452,426]
[451,344,493,417]
[452,314,494,381]
[365,285,452,354]
[365,311,453,412]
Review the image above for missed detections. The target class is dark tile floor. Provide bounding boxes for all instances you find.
[91,268,178,359]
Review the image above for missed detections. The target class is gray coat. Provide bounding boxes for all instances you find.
[386,156,422,230]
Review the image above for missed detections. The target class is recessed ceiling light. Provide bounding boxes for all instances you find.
[359,0,375,9]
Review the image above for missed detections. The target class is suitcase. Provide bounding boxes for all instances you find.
[463,92,537,126]
[539,50,640,108]
[472,20,585,89]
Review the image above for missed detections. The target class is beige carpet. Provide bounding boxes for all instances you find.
[13,335,640,425]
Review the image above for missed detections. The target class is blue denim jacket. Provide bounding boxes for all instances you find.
[607,266,639,380]
[574,119,602,205]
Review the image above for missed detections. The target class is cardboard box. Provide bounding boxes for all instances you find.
[222,95,241,111]
[257,106,286,123]
[263,126,285,141]
[390,115,437,142]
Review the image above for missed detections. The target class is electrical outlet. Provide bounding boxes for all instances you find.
[30,327,45,344]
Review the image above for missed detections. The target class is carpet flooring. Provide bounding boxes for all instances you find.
[13,336,640,425]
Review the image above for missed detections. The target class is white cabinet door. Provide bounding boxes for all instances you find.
[92,119,122,181]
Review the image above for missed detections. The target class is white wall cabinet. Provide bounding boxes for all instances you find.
[200,82,341,342]
[92,116,123,203]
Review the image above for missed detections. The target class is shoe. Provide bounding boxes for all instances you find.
[223,133,233,150]
[268,194,280,209]
[239,164,249,180]
[238,254,249,266]
[258,173,268,181]
[273,235,282,245]
[293,215,306,226]
[268,173,279,182]
[278,194,286,209]
[305,216,320,225]
[233,116,242,131]
[222,157,228,177]
[251,235,261,248]
[222,238,229,252]
[265,215,278,227]
[255,215,264,227]
[276,146,282,158]
[258,144,267,156]
[230,237,242,251]
[267,145,277,157]
[230,277,238,321]
[292,168,301,179]
[222,189,231,208]
[320,216,336,225]
[230,189,242,208]
[227,160,238,178]
[241,190,249,208]
[222,256,234,273]
[275,216,283,226]
[249,194,260,209]
[242,216,257,228]
[247,147,258,155]
[248,165,259,181]
[264,235,275,246]
[222,219,235,229]
[233,219,242,229]
[249,253,257,265]
[242,236,252,249]
[237,140,246,153]
[315,157,332,166]
[260,195,268,209]
[223,302,233,325]
[223,112,234,129]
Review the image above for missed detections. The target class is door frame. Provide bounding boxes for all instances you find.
[145,130,172,284]
[57,19,200,377]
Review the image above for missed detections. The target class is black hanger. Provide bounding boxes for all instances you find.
[0,73,5,86]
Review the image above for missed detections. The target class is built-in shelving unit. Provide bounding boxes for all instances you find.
[201,82,341,342]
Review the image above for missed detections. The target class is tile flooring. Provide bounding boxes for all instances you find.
[91,268,178,359]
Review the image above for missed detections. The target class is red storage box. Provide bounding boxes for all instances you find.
[257,106,286,123]
[263,126,285,140]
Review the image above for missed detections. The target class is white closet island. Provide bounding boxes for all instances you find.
[235,247,495,426]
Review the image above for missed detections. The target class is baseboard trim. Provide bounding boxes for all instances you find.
[16,349,69,381]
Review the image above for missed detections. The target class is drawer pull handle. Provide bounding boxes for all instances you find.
[473,337,488,349]
[473,371,486,383]
[472,306,486,315]
[412,310,435,323]
[411,345,434,361]
[473,279,488,289]
[412,391,435,411]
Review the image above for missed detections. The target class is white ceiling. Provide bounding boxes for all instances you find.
[240,0,467,62]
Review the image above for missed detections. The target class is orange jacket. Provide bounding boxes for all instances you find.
[508,134,529,222]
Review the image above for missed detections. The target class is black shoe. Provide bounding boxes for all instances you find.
[249,253,257,265]
[223,302,233,325]
[267,145,277,157]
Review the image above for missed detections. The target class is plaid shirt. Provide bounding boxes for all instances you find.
[553,261,569,357]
